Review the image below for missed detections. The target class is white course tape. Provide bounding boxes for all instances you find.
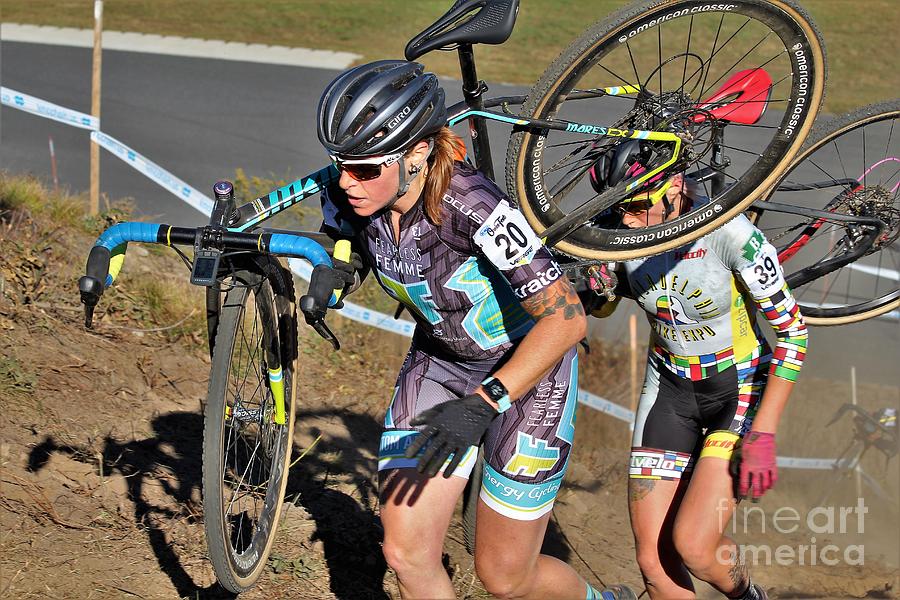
[90,130,215,216]
[9,86,850,470]
[1,86,99,130]
[577,389,635,424]
[775,456,839,470]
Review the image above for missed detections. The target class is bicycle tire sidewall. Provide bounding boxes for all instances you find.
[202,268,296,593]
[507,0,826,260]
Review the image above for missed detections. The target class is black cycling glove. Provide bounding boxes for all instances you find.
[330,252,364,308]
[406,394,499,478]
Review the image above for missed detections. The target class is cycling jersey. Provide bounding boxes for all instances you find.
[322,161,564,361]
[621,213,807,384]
[622,214,808,479]
[322,161,577,519]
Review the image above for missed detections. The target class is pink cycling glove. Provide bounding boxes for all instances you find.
[738,431,777,500]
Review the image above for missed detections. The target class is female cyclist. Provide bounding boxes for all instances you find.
[316,60,633,600]
[584,164,808,599]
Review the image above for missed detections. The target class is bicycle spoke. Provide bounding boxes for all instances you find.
[657,22,663,94]
[886,118,896,160]
[625,41,642,90]
[700,36,779,101]
[594,62,643,92]
[862,128,868,190]
[695,18,752,98]
[718,142,763,158]
[680,16,694,95]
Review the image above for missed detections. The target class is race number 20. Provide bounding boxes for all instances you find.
[474,200,541,270]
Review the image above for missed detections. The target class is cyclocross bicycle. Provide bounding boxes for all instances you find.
[224,0,826,263]
[78,0,828,591]
[750,100,899,325]
[817,404,897,514]
[78,181,351,593]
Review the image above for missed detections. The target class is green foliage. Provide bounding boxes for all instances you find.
[0,172,132,235]
[266,552,320,580]
[0,356,37,394]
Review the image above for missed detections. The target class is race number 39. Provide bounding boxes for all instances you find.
[474,200,541,270]
[741,240,785,295]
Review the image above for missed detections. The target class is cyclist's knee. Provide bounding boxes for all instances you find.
[382,537,442,579]
[672,528,717,574]
[475,552,534,599]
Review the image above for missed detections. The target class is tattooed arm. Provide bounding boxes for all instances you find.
[475,277,587,408]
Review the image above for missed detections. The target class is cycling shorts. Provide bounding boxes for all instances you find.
[379,342,578,521]
[629,350,769,480]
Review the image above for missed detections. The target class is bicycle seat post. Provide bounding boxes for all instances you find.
[458,44,494,181]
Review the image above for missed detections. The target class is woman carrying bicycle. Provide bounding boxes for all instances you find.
[584,163,809,599]
[316,60,633,600]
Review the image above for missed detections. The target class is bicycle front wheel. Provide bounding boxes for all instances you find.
[202,260,297,593]
[751,100,900,325]
[508,0,826,260]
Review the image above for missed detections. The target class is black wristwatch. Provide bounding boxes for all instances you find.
[481,376,511,413]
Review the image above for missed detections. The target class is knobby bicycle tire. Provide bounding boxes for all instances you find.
[752,100,900,325]
[507,0,826,260]
[202,258,298,593]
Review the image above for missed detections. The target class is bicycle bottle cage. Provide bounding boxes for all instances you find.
[405,0,519,60]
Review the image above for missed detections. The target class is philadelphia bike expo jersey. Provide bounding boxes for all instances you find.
[321,161,563,362]
[620,213,807,382]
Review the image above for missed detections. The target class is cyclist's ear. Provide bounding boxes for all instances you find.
[405,139,432,168]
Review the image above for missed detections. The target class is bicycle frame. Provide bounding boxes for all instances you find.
[229,43,797,250]
[753,200,887,289]
[229,104,682,242]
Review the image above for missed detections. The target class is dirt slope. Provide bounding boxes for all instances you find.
[1,175,897,599]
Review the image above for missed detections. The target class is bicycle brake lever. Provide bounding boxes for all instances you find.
[311,320,341,351]
[78,275,104,328]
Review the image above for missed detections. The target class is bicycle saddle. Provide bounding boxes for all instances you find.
[405,0,519,61]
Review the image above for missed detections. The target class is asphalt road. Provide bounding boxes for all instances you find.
[2,41,897,387]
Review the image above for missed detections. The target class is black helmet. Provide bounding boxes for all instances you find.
[317,60,447,158]
[588,139,646,194]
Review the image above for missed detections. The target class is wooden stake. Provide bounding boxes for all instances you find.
[850,366,862,500]
[629,312,638,415]
[89,0,103,215]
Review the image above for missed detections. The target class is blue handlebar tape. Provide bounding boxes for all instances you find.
[90,226,339,305]
[266,234,339,307]
[94,223,163,287]
[96,222,163,251]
